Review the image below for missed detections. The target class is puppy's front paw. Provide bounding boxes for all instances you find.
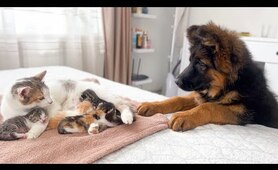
[168,113,195,132]
[137,102,160,117]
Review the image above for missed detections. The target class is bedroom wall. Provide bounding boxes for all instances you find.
[132,7,175,93]
[142,8,278,95]
[188,7,278,38]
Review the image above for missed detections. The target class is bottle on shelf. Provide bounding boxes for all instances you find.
[132,7,137,13]
[142,7,148,14]
[136,29,143,49]
[132,28,137,48]
[136,7,142,14]
[142,31,148,49]
[147,38,152,49]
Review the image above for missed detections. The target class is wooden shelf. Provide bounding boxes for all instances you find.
[133,48,155,53]
[132,77,152,86]
[132,13,157,19]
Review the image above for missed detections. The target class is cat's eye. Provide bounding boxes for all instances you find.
[39,97,45,100]
[93,114,100,120]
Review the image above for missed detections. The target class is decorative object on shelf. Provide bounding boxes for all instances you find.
[132,7,137,13]
[142,31,148,48]
[147,39,152,48]
[132,7,142,14]
[133,28,151,49]
[136,29,143,48]
[142,7,148,14]
[239,32,251,37]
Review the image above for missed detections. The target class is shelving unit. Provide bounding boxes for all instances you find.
[132,77,153,86]
[131,10,156,87]
[133,48,155,54]
[133,13,157,19]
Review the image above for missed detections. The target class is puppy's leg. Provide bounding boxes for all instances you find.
[137,92,199,117]
[168,103,244,131]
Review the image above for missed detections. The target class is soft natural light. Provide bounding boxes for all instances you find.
[13,7,103,36]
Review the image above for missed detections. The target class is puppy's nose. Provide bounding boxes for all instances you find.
[175,78,183,86]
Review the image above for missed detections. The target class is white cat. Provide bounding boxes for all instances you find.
[0,71,134,139]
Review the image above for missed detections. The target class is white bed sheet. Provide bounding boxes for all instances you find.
[1,66,278,163]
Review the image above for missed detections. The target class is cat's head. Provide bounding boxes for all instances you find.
[26,107,48,123]
[11,70,53,108]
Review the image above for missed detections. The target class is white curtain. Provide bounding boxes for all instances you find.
[169,7,190,72]
[0,7,105,76]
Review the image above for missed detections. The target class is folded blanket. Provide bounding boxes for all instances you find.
[0,96,168,163]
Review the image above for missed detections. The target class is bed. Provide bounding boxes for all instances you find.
[1,66,278,163]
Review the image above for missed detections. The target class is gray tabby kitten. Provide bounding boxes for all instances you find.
[0,107,48,141]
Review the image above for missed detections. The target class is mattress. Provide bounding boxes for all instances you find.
[1,66,278,163]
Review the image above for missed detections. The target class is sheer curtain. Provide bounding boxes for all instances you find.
[0,7,104,76]
[102,8,131,85]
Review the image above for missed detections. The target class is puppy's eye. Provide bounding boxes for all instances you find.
[198,60,207,71]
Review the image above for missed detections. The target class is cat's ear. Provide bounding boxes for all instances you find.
[17,86,31,100]
[34,70,47,81]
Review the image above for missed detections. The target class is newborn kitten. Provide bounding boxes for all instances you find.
[0,108,48,141]
[79,89,123,124]
[57,100,122,135]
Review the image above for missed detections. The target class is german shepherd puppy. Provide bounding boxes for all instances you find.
[137,22,278,131]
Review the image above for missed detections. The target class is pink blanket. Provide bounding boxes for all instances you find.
[0,96,168,163]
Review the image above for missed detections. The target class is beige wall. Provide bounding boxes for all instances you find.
[188,7,278,38]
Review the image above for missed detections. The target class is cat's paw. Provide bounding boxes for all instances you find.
[88,123,99,134]
[121,110,134,124]
[26,132,39,139]
[14,133,27,139]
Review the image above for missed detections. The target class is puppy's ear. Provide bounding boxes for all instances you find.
[187,25,201,45]
[187,23,220,53]
[201,35,219,53]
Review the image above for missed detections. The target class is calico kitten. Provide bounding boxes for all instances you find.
[57,99,123,135]
[0,107,48,141]
[80,89,123,124]
[0,71,52,139]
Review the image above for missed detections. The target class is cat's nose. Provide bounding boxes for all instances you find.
[48,99,53,104]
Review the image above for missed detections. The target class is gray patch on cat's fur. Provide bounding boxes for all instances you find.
[59,80,76,92]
